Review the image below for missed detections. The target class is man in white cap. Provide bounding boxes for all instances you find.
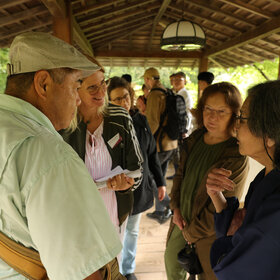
[0,32,123,280]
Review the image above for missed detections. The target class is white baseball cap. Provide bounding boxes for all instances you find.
[7,32,100,77]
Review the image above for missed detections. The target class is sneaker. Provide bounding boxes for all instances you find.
[125,273,137,280]
[146,211,163,223]
[159,209,172,224]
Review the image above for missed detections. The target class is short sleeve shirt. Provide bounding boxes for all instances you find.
[0,94,122,279]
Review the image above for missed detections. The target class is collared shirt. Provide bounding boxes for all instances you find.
[85,124,119,230]
[0,94,122,280]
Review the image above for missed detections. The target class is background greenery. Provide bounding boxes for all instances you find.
[1,47,278,106]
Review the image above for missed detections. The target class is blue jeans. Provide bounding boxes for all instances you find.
[155,150,175,212]
[120,213,142,275]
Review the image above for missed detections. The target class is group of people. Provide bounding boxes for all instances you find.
[1,31,280,280]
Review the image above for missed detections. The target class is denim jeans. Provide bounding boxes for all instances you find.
[155,150,175,212]
[120,213,142,275]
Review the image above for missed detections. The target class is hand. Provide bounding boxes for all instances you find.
[173,208,187,231]
[157,186,166,201]
[206,168,235,196]
[227,208,246,236]
[106,173,134,191]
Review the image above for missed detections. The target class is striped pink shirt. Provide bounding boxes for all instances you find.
[85,121,119,230]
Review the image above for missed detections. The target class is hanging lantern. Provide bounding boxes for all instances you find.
[160,20,206,51]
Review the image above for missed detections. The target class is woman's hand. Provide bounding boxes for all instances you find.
[157,186,166,201]
[206,168,235,196]
[107,173,135,191]
[173,208,187,231]
[227,208,246,236]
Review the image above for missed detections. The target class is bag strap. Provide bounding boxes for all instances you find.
[0,231,48,280]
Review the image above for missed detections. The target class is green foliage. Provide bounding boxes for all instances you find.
[0,48,9,94]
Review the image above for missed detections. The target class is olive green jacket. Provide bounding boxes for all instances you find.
[169,128,249,243]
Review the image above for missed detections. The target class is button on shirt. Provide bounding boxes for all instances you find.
[85,123,119,230]
[0,94,122,280]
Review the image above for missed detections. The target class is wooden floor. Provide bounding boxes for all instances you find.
[134,166,174,280]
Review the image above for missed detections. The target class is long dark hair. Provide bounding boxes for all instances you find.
[247,80,280,169]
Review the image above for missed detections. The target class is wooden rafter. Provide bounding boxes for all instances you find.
[0,0,27,9]
[187,0,256,27]
[94,49,202,59]
[93,22,153,49]
[85,12,157,36]
[205,17,280,56]
[168,5,244,34]
[0,5,47,27]
[78,0,156,27]
[218,0,274,19]
[41,0,93,55]
[74,0,118,16]
[147,0,171,50]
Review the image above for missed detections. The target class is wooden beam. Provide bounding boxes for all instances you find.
[93,22,153,49]
[0,20,52,41]
[42,0,93,54]
[205,17,280,56]
[168,5,244,34]
[0,0,27,9]
[78,0,156,27]
[89,21,152,42]
[74,0,116,16]
[217,0,273,19]
[208,56,227,71]
[187,0,255,27]
[87,13,156,38]
[41,0,67,18]
[83,9,158,33]
[148,0,171,50]
[94,49,202,59]
[0,5,47,27]
[199,56,208,72]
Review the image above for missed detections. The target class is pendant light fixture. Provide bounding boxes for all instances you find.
[160,2,206,51]
[160,20,206,51]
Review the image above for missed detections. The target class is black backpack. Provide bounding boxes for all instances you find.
[152,88,187,150]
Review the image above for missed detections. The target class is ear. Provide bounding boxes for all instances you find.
[266,137,275,148]
[33,70,52,100]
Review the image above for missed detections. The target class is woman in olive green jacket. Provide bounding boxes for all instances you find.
[165,82,249,280]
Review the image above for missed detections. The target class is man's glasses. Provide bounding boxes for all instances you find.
[88,79,107,94]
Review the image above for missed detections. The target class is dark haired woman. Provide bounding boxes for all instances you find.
[207,80,280,279]
[108,76,166,280]
[164,82,249,280]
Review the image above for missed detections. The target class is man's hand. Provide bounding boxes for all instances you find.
[107,173,134,191]
[84,269,102,280]
[173,208,187,231]
[157,186,166,201]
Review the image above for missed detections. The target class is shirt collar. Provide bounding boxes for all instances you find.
[0,94,57,135]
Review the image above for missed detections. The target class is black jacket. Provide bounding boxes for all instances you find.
[131,111,166,215]
[62,103,143,225]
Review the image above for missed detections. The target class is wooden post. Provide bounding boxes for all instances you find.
[53,0,72,44]
[278,56,280,80]
[198,55,209,99]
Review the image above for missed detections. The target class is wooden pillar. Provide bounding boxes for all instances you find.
[278,56,280,80]
[52,0,72,44]
[198,55,209,99]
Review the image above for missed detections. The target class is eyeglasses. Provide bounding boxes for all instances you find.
[203,106,232,118]
[235,113,249,124]
[87,79,107,94]
[111,93,130,104]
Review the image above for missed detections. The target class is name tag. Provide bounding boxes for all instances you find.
[108,133,122,149]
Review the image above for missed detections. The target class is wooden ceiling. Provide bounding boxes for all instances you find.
[1,0,280,69]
